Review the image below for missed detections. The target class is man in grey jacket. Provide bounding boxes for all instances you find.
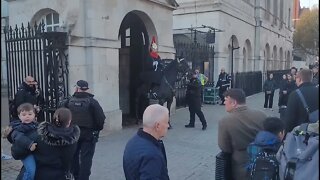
[218,89,267,180]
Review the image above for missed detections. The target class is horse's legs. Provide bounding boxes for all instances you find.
[167,96,174,129]
[135,85,146,124]
[157,99,171,129]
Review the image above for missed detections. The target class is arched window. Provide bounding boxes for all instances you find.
[41,12,60,32]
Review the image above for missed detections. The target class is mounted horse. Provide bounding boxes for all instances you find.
[135,57,190,127]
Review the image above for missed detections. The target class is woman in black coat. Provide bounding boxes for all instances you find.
[286,74,297,95]
[278,74,288,107]
[17,108,80,180]
[263,73,276,110]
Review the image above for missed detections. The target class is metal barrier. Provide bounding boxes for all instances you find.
[175,80,187,108]
[203,86,219,104]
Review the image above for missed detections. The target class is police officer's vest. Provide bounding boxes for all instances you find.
[197,74,207,86]
[67,97,94,129]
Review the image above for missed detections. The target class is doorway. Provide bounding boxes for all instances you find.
[119,11,152,125]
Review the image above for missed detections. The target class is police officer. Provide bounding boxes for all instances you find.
[216,68,231,105]
[185,72,207,130]
[60,80,106,180]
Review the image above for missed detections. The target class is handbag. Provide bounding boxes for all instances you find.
[215,151,233,180]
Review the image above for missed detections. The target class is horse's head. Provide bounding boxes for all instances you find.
[176,57,190,76]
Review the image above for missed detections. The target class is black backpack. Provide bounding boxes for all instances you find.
[250,152,279,180]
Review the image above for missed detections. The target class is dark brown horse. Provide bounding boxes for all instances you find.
[135,58,190,127]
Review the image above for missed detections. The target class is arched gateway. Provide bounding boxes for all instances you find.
[118,11,157,125]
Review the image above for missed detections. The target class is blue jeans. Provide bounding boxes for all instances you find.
[22,154,36,180]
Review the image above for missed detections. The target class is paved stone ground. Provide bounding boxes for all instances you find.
[1,91,280,180]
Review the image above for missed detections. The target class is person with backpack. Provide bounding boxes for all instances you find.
[285,69,319,132]
[60,80,106,180]
[277,121,319,180]
[247,117,285,179]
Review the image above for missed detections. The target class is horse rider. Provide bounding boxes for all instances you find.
[145,36,165,98]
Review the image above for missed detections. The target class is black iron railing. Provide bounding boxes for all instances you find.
[4,22,69,121]
[233,71,263,96]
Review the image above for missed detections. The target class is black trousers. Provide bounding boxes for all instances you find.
[188,104,207,126]
[218,87,227,104]
[72,137,97,180]
[200,86,204,103]
[264,91,274,108]
[279,107,287,121]
[278,93,289,107]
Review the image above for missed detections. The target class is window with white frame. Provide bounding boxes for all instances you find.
[125,28,130,47]
[41,12,60,32]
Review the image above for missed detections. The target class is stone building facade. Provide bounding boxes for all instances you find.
[173,0,294,80]
[2,0,178,131]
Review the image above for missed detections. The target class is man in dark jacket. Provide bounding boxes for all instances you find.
[216,68,231,105]
[285,69,319,132]
[11,76,38,119]
[123,104,170,180]
[60,80,106,180]
[185,72,207,130]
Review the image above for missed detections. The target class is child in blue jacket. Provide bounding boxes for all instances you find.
[247,117,285,172]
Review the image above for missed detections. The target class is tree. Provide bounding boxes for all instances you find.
[293,8,319,56]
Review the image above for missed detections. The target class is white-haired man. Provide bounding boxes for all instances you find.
[123,104,170,180]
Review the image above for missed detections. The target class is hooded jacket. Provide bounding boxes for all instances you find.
[9,120,38,160]
[34,122,80,180]
[246,131,281,172]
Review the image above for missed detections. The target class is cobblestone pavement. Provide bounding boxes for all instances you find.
[1,91,280,180]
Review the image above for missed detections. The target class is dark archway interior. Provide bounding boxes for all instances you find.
[119,12,149,125]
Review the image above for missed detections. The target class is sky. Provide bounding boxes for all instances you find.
[300,0,319,8]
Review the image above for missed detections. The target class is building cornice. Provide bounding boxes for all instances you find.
[144,0,179,10]
[176,0,221,9]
